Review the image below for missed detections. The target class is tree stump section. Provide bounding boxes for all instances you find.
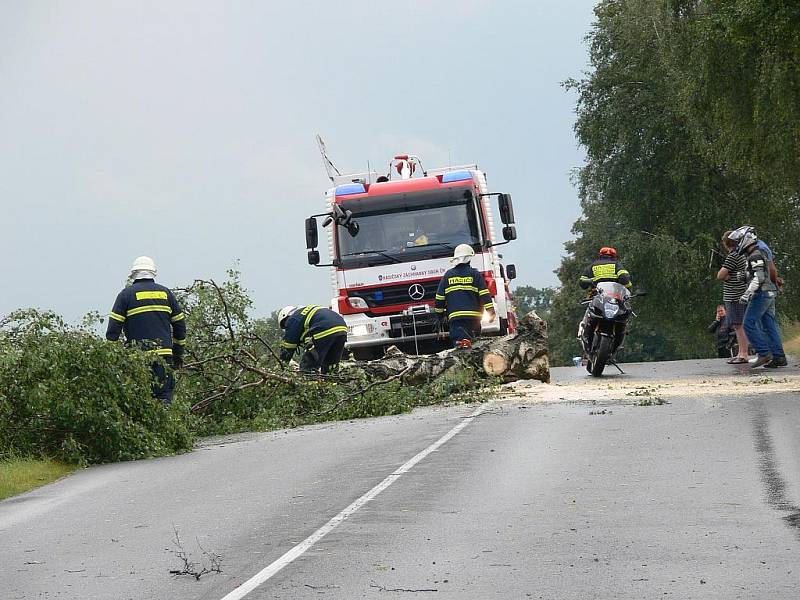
[348,312,550,385]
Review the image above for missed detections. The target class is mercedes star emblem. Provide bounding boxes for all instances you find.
[408,283,425,301]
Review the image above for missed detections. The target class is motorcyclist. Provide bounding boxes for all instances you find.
[577,247,632,355]
[579,247,632,291]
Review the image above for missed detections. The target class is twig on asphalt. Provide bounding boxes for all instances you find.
[169,526,222,580]
[370,582,438,593]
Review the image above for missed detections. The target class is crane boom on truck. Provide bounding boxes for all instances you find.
[304,150,519,361]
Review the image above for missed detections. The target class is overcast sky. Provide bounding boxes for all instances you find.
[1,0,596,321]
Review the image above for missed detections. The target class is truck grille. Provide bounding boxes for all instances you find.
[347,280,440,308]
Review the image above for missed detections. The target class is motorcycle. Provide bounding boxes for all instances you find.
[577,282,645,377]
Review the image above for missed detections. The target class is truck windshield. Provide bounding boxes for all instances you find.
[336,189,482,267]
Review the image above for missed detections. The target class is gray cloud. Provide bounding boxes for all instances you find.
[1,0,594,321]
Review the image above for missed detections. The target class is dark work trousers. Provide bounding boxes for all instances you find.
[151,357,176,406]
[300,333,347,374]
[448,318,482,347]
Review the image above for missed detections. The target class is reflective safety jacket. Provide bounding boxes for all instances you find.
[106,279,186,357]
[434,264,494,321]
[280,305,348,361]
[579,257,632,289]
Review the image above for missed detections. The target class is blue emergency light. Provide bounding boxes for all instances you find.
[335,183,367,196]
[441,170,472,183]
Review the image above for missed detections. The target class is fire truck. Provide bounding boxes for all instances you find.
[304,149,519,360]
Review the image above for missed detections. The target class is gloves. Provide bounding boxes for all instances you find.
[740,278,759,304]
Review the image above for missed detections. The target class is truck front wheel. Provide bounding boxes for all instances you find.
[499,318,508,335]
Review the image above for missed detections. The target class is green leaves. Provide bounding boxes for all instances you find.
[0,310,193,464]
[548,0,800,366]
[0,271,494,464]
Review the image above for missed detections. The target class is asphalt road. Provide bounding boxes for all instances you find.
[2,359,799,599]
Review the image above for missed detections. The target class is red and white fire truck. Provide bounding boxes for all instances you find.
[305,152,519,360]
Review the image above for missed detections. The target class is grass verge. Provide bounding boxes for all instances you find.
[783,322,800,355]
[0,458,79,501]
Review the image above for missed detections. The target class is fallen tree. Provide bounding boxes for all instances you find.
[350,312,550,385]
[171,271,548,436]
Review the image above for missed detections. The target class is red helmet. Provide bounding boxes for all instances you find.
[599,246,617,258]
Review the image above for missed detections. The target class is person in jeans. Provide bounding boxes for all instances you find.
[731,226,787,368]
[716,231,749,364]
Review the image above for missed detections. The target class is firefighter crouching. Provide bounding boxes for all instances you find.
[106,256,187,405]
[435,244,496,348]
[278,305,348,373]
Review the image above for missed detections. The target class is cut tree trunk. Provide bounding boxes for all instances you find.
[348,312,549,384]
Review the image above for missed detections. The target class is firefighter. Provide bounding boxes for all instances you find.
[435,244,496,348]
[278,305,349,374]
[106,256,187,405]
[579,247,632,291]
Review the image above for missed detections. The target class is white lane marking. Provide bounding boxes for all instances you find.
[219,404,487,600]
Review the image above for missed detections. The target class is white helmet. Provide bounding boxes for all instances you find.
[451,243,475,264]
[729,225,757,254]
[130,256,157,275]
[278,305,297,328]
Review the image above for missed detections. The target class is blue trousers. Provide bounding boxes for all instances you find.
[299,333,347,374]
[449,318,481,347]
[743,292,785,359]
[151,357,175,406]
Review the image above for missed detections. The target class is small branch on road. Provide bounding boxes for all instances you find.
[169,526,222,581]
[370,581,438,593]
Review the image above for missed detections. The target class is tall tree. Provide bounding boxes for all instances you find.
[549,0,799,366]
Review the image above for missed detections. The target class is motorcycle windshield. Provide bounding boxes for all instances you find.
[595,281,630,301]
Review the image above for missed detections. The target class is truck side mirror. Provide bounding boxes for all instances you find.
[307,249,320,265]
[498,193,515,224]
[506,264,517,280]
[502,225,517,241]
[305,217,319,249]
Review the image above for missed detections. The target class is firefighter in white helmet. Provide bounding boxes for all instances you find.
[278,304,348,373]
[106,256,187,405]
[434,244,496,347]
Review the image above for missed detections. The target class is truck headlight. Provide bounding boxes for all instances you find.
[348,297,369,309]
